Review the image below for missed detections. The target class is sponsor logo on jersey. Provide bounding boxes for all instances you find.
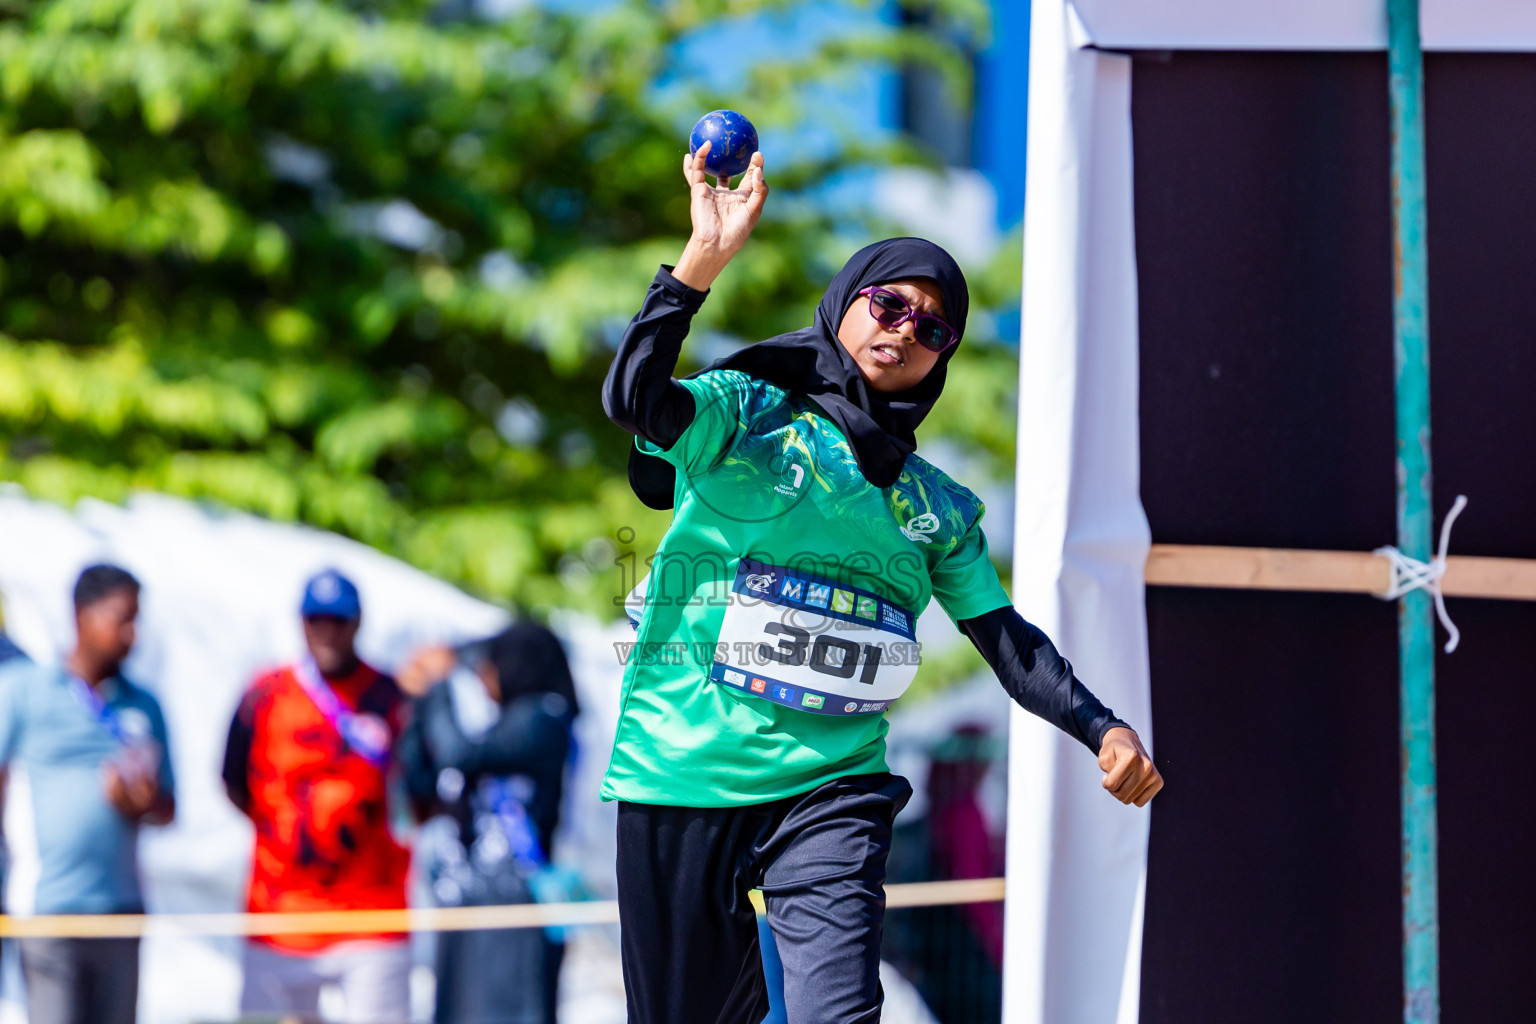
[780,577,804,601]
[830,589,855,614]
[901,512,941,544]
[774,456,806,497]
[805,583,831,608]
[801,693,825,709]
[860,702,887,713]
[744,572,774,593]
[773,685,795,703]
[881,605,910,633]
[855,596,878,621]
[751,679,768,693]
[844,701,859,713]
[723,669,746,687]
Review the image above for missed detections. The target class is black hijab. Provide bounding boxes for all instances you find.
[485,620,580,717]
[629,237,969,510]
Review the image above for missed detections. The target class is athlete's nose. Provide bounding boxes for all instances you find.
[885,318,917,346]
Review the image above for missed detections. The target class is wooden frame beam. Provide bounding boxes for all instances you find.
[1144,545,1536,602]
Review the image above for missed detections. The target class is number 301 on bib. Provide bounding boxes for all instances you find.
[709,559,921,715]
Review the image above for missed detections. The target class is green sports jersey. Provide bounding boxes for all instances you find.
[601,369,1012,807]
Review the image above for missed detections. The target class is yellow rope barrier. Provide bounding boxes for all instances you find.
[0,877,1007,940]
[885,876,1005,908]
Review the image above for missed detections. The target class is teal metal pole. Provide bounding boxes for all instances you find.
[1386,1,1438,1021]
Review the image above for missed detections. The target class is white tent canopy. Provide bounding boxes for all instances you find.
[1069,0,1536,51]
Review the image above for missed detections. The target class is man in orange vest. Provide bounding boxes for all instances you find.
[222,569,410,1023]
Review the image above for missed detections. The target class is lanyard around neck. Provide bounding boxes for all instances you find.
[293,657,392,768]
[68,673,126,745]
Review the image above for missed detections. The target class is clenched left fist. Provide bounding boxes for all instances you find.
[1098,727,1164,807]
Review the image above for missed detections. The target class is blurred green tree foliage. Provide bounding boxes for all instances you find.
[0,0,1018,616]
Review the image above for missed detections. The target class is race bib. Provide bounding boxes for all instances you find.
[709,559,920,715]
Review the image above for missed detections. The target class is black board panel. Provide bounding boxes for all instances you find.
[1132,50,1536,1024]
[1140,588,1399,1024]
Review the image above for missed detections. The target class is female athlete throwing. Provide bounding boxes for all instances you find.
[601,143,1164,1024]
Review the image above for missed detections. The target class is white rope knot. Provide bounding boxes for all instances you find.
[1373,494,1469,654]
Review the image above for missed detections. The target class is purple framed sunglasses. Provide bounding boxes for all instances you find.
[856,286,959,353]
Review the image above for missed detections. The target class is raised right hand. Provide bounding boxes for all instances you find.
[397,644,456,697]
[673,144,768,291]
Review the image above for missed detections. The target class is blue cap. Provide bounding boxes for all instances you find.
[300,569,361,620]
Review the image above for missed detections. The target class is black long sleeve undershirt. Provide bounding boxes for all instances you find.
[958,605,1129,753]
[603,266,1135,753]
[601,265,704,450]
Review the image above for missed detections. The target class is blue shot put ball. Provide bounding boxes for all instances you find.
[689,110,758,179]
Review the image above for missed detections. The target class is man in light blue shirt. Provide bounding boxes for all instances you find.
[0,564,175,1024]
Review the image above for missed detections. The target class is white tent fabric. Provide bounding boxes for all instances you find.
[1069,0,1536,51]
[1004,3,1151,1024]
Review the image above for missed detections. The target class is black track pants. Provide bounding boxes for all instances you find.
[617,772,912,1024]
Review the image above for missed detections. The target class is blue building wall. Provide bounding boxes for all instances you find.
[973,0,1029,230]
